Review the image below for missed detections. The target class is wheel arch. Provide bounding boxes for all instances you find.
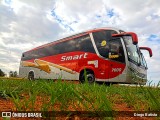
[28,70,35,79]
[28,70,34,74]
[79,66,95,80]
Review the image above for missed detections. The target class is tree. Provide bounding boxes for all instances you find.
[9,71,18,77]
[13,71,18,77]
[0,69,5,77]
[9,71,14,77]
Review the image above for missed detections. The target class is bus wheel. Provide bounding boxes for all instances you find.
[28,71,34,81]
[80,70,95,84]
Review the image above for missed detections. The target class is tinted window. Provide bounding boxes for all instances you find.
[51,34,95,54]
[75,35,95,53]
[21,34,95,61]
[109,38,125,63]
[93,30,117,58]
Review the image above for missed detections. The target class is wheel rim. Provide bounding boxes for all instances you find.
[80,72,95,83]
[28,73,34,80]
[87,74,95,83]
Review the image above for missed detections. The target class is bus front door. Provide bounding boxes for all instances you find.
[108,39,126,83]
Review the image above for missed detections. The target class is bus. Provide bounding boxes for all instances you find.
[19,27,152,85]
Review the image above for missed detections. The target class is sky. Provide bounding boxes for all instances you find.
[0,0,160,85]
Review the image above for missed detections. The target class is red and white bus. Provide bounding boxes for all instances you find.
[19,27,152,84]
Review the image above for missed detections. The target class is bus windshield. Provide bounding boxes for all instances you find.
[140,52,147,68]
[123,36,140,64]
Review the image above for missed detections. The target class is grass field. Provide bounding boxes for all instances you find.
[0,77,160,120]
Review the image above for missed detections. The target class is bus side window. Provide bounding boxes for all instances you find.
[109,39,125,63]
[93,30,118,58]
[75,35,95,53]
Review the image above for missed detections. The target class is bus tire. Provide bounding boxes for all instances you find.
[79,70,95,84]
[28,71,34,81]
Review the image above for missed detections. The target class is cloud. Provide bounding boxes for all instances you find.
[0,4,16,32]
[0,0,64,74]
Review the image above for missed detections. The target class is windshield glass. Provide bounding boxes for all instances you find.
[123,36,140,64]
[140,52,147,68]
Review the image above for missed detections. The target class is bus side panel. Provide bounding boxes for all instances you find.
[20,51,126,81]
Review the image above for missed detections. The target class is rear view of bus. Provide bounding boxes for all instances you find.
[19,27,152,85]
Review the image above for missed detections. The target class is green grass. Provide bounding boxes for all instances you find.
[0,78,160,119]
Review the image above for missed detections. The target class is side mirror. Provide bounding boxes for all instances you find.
[112,32,138,45]
[139,47,153,57]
